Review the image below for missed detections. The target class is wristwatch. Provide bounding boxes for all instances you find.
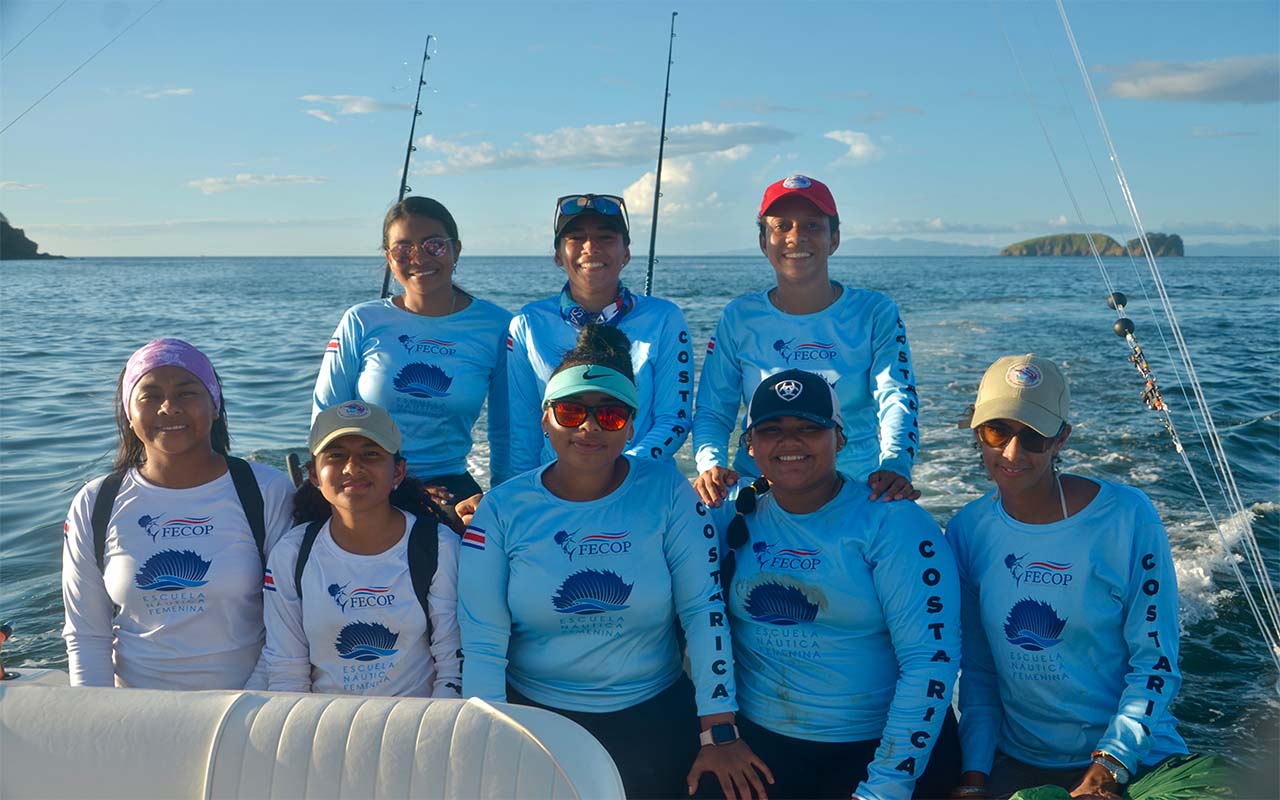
[699,723,740,747]
[1090,750,1131,785]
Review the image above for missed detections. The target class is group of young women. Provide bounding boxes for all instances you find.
[62,176,1195,800]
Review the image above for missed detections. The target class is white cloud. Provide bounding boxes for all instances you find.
[710,145,752,162]
[30,216,363,235]
[143,88,193,99]
[305,109,336,123]
[414,121,793,175]
[298,94,411,114]
[824,130,883,165]
[1161,220,1280,236]
[0,181,43,190]
[185,174,329,195]
[1049,214,1069,227]
[1106,55,1279,104]
[1190,125,1257,138]
[624,159,695,218]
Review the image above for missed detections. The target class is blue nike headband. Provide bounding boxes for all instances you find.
[543,364,639,411]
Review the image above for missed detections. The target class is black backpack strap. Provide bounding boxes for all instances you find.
[225,456,268,570]
[91,471,128,572]
[407,513,441,642]
[294,520,325,600]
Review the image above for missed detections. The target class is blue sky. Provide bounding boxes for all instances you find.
[2,0,1277,257]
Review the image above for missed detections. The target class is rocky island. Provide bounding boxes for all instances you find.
[1001,232,1183,257]
[1,213,64,260]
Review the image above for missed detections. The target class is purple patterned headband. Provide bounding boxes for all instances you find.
[122,338,221,420]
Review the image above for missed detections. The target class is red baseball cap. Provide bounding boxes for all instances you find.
[758,174,838,218]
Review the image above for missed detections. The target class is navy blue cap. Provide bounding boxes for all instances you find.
[745,369,843,431]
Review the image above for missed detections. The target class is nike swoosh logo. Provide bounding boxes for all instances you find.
[582,369,606,380]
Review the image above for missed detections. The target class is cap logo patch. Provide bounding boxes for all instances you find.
[782,175,811,189]
[337,401,371,419]
[1005,364,1043,389]
[775,379,803,401]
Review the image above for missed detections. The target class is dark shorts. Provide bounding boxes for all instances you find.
[698,707,960,800]
[507,676,701,799]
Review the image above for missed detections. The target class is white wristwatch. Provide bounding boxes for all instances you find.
[699,723,740,746]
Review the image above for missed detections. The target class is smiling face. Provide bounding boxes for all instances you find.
[747,415,842,496]
[759,195,840,283]
[385,214,459,302]
[978,418,1071,498]
[308,434,406,516]
[554,216,630,304]
[127,365,218,460]
[542,390,634,473]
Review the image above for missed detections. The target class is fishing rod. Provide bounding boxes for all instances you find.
[289,34,434,489]
[643,12,678,297]
[380,33,435,300]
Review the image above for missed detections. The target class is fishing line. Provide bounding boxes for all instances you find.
[2,0,69,60]
[0,0,164,136]
[1047,0,1280,671]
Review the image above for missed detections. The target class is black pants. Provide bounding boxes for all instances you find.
[702,708,960,800]
[508,676,701,799]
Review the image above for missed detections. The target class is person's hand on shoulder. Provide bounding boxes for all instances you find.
[694,466,739,508]
[867,469,920,502]
[454,493,483,527]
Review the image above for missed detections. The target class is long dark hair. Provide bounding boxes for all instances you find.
[292,460,446,528]
[550,324,635,380]
[112,366,230,472]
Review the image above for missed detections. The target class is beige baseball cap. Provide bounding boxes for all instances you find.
[970,354,1070,436]
[309,400,402,456]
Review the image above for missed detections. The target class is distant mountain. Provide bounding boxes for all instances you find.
[716,237,998,256]
[1,213,64,260]
[1001,232,1183,257]
[1188,240,1280,257]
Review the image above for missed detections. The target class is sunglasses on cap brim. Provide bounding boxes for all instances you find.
[975,421,1065,453]
[555,194,628,230]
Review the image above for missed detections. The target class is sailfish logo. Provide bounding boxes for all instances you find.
[1005,553,1073,587]
[554,530,577,560]
[772,338,836,364]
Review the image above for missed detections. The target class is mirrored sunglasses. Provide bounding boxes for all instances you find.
[388,236,454,261]
[549,401,632,432]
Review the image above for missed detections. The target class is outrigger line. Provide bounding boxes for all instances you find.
[1000,0,1280,679]
[643,12,679,297]
[380,34,437,300]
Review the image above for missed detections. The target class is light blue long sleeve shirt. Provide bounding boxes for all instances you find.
[728,477,960,800]
[312,297,511,483]
[501,294,693,484]
[693,285,918,482]
[946,478,1187,774]
[458,457,736,716]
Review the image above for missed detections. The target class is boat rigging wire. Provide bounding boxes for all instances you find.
[998,0,1280,679]
[643,11,679,297]
[0,0,164,136]
[380,33,436,300]
[2,0,69,60]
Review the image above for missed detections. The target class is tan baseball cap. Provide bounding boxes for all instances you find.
[970,354,1070,436]
[309,400,402,456]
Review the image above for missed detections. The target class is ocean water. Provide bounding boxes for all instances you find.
[1,255,1276,767]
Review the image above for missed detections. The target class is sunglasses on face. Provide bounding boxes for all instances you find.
[555,194,628,227]
[975,421,1064,453]
[548,400,632,432]
[388,236,454,261]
